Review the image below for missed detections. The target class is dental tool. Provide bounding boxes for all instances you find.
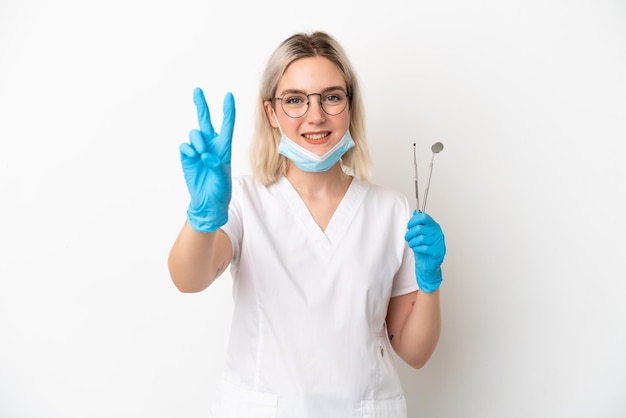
[421,142,444,213]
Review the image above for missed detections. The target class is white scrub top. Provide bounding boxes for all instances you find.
[214,175,418,418]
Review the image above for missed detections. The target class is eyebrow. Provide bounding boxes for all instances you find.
[277,86,347,96]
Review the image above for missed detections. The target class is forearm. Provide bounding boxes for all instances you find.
[168,221,219,293]
[394,290,441,369]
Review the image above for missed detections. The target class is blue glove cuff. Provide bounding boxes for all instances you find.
[186,207,227,233]
[416,267,442,293]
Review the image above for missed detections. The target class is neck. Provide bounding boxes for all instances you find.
[285,162,352,197]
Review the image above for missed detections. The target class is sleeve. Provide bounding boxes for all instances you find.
[391,244,419,297]
[390,194,419,297]
[219,175,244,267]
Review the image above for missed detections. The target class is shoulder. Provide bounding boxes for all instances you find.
[232,174,284,203]
[232,174,266,192]
[358,179,410,212]
[232,173,255,187]
[366,181,407,200]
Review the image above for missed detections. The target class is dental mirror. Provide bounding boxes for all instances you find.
[421,142,444,212]
[431,142,444,154]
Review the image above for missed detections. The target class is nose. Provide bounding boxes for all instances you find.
[306,94,326,121]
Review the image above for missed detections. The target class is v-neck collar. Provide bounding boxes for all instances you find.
[276,176,368,258]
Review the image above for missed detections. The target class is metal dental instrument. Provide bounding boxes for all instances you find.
[421,142,444,213]
[413,143,420,211]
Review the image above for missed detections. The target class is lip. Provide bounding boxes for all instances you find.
[302,132,331,145]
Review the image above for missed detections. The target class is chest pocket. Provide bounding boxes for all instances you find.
[360,398,407,417]
[210,379,278,418]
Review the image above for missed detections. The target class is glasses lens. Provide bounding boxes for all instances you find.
[281,93,308,118]
[320,90,348,116]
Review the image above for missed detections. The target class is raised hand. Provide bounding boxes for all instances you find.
[179,88,235,232]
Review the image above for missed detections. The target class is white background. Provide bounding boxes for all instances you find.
[1,0,625,417]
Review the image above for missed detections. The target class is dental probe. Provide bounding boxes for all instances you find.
[413,143,420,211]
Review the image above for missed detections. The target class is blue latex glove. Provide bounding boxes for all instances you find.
[179,88,235,232]
[405,210,446,293]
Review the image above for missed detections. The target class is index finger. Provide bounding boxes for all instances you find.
[193,87,214,136]
[407,211,431,228]
[219,92,236,140]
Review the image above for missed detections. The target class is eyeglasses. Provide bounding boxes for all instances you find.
[271,89,351,118]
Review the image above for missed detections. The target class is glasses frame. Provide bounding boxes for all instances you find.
[270,89,352,119]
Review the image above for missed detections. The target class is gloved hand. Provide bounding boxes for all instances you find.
[179,88,235,232]
[405,210,446,293]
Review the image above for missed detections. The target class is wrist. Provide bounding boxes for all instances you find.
[416,267,442,293]
[186,207,227,233]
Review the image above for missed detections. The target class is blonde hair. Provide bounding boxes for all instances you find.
[250,31,372,186]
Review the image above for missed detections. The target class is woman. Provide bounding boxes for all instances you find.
[168,31,446,418]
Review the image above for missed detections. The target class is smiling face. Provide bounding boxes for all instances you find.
[265,56,351,157]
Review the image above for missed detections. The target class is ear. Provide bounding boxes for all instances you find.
[264,101,279,128]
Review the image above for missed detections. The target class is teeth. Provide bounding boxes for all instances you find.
[304,133,327,140]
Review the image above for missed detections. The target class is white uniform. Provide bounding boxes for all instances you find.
[212,175,418,418]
